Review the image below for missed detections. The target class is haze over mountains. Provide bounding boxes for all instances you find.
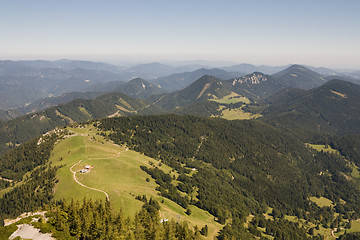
[1,59,359,111]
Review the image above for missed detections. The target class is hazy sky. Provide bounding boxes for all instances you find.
[1,0,360,68]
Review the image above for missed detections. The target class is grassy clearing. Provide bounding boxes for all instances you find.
[351,166,360,179]
[220,107,261,120]
[315,226,336,240]
[51,125,221,236]
[309,197,334,208]
[334,220,360,237]
[210,92,251,104]
[213,105,261,120]
[306,144,339,154]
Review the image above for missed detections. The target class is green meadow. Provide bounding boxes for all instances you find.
[210,92,251,104]
[51,125,221,237]
[309,197,335,208]
[306,144,339,154]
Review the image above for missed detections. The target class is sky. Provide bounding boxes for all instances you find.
[1,0,360,68]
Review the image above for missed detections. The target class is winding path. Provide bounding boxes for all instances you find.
[0,176,13,182]
[331,229,338,239]
[70,160,109,201]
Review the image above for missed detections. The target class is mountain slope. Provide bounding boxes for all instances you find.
[117,78,165,98]
[222,63,288,74]
[0,92,164,155]
[149,75,232,109]
[151,68,244,92]
[14,91,105,116]
[99,115,360,238]
[272,64,327,89]
[226,72,282,101]
[261,79,360,137]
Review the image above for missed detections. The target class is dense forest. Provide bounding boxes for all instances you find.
[0,130,60,224]
[0,92,162,155]
[97,114,360,239]
[0,109,359,238]
[27,198,202,240]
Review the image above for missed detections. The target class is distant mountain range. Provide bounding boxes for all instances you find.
[150,68,244,92]
[87,78,165,99]
[149,65,336,109]
[149,75,231,110]
[0,59,359,113]
[221,63,288,74]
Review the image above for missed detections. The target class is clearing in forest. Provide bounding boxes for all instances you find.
[50,125,221,238]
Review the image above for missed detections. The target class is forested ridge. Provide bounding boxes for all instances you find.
[22,198,203,240]
[98,114,360,239]
[0,92,162,155]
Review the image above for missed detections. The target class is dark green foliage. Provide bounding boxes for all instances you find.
[151,67,243,92]
[217,219,255,240]
[38,198,200,240]
[0,92,163,155]
[140,166,189,208]
[0,131,58,223]
[262,219,311,239]
[0,133,57,181]
[149,75,232,110]
[98,114,360,238]
[330,135,360,166]
[0,179,10,191]
[339,232,360,240]
[0,166,58,222]
[260,79,360,138]
[200,224,208,236]
[272,64,326,90]
[173,101,222,117]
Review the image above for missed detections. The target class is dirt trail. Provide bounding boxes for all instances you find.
[331,229,338,239]
[0,176,13,182]
[70,160,109,201]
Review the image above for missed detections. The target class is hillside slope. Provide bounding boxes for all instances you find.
[0,92,163,155]
[98,115,360,239]
[151,68,244,92]
[149,75,232,109]
[261,79,360,137]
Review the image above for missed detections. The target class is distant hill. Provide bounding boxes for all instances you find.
[14,91,105,116]
[151,68,244,92]
[18,59,125,73]
[149,75,231,109]
[272,64,327,89]
[89,78,165,99]
[0,61,127,109]
[222,63,288,74]
[125,62,215,79]
[0,109,18,121]
[222,65,328,101]
[115,78,165,98]
[226,72,281,101]
[261,79,360,137]
[126,62,176,79]
[147,65,334,111]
